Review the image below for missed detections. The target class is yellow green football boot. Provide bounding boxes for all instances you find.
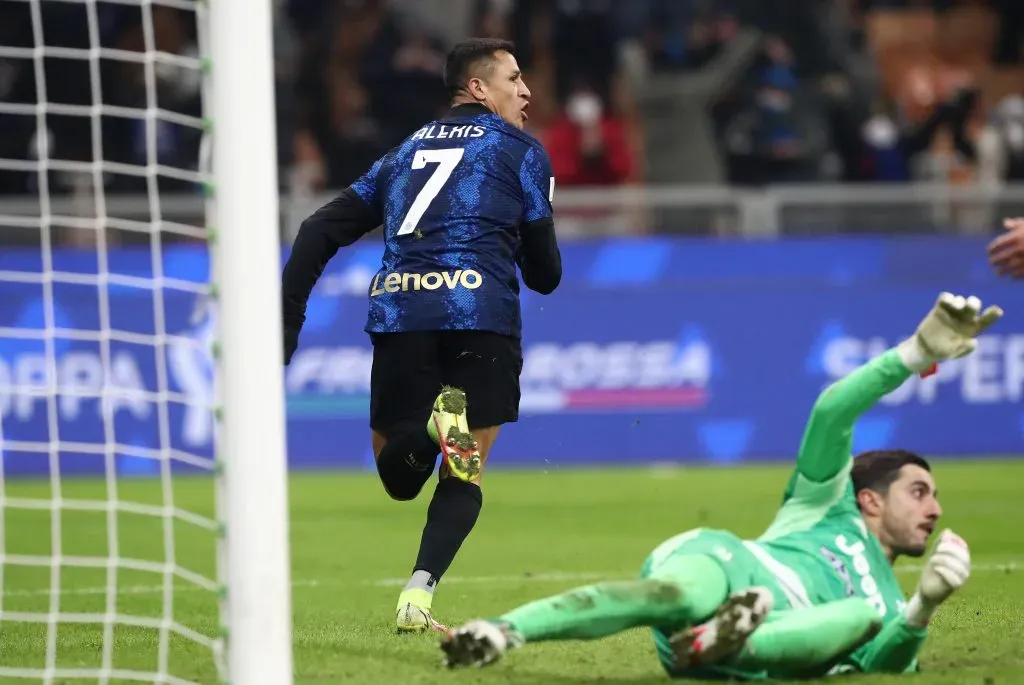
[426,386,481,482]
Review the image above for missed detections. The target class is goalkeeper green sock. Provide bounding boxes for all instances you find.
[731,598,882,677]
[500,555,727,642]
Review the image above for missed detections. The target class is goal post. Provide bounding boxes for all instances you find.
[0,0,294,682]
[208,0,294,681]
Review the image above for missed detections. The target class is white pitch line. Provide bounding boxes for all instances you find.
[0,563,1016,599]
[371,571,611,587]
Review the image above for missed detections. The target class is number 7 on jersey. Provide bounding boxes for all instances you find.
[397,147,465,236]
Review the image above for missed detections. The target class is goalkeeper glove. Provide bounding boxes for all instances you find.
[897,292,1003,373]
[905,529,971,628]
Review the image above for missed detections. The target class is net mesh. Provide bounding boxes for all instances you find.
[0,0,224,682]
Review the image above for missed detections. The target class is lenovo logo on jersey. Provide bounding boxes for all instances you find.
[369,269,483,296]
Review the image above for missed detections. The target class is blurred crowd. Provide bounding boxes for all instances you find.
[0,0,1022,202]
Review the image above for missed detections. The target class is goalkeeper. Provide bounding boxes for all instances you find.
[440,292,1001,679]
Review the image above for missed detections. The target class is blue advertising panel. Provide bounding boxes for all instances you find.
[0,236,1021,477]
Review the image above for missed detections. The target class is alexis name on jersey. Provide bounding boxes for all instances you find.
[410,124,487,142]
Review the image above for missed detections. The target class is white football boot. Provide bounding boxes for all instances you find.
[670,587,774,668]
[440,620,523,668]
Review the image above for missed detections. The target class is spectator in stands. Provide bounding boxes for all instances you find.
[292,70,391,192]
[0,1,32,196]
[615,0,741,75]
[992,0,1024,65]
[858,0,951,9]
[855,87,978,183]
[473,0,513,40]
[359,13,449,140]
[858,100,912,182]
[550,0,618,99]
[976,93,1024,182]
[542,80,635,187]
[720,39,830,185]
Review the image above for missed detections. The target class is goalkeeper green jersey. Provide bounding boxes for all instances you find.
[753,485,908,617]
[747,349,911,615]
[746,348,920,672]
[641,349,927,678]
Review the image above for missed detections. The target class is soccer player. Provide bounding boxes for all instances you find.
[280,38,561,632]
[440,292,1001,679]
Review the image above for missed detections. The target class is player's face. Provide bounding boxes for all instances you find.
[475,51,531,129]
[880,465,942,557]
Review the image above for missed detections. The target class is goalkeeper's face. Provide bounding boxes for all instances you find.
[878,465,942,557]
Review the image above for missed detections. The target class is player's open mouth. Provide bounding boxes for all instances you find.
[919,524,935,535]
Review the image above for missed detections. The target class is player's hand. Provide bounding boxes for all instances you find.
[988,218,1024,278]
[912,292,1003,362]
[906,529,971,627]
[917,529,971,605]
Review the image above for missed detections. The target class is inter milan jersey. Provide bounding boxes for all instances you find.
[350,103,554,337]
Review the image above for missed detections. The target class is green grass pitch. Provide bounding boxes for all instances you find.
[0,460,1021,684]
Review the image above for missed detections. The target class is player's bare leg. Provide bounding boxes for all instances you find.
[371,429,388,459]
[467,426,499,480]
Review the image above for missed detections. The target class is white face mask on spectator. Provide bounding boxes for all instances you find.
[566,93,602,126]
[863,115,899,148]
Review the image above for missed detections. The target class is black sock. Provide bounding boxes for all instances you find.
[376,427,439,500]
[413,478,483,580]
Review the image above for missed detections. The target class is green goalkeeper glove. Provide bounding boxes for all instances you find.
[897,292,1003,373]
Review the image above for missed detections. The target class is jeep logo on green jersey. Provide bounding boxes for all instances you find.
[835,534,887,617]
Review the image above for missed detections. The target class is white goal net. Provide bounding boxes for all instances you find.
[0,0,292,683]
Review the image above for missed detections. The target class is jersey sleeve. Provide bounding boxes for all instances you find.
[349,155,386,223]
[280,156,386,332]
[518,142,555,223]
[851,614,927,674]
[760,349,914,540]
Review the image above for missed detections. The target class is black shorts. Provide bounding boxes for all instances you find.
[368,330,523,435]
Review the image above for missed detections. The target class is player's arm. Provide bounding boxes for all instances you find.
[795,293,1003,486]
[794,349,915,485]
[856,530,971,673]
[853,613,927,674]
[517,143,561,295]
[281,162,384,364]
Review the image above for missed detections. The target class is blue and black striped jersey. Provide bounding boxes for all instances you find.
[281,103,561,359]
[351,103,555,337]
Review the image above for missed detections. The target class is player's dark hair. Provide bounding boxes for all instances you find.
[444,38,516,99]
[851,449,931,500]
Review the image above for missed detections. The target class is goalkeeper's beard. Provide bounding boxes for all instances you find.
[881,513,931,559]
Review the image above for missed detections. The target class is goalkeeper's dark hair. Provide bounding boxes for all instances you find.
[444,38,516,99]
[851,449,931,499]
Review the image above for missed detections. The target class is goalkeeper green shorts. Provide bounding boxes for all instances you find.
[639,527,784,681]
